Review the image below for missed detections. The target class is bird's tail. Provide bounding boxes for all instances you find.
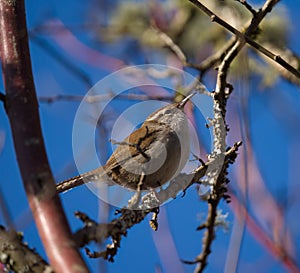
[56,168,104,193]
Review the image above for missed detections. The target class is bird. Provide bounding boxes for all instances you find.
[56,93,194,193]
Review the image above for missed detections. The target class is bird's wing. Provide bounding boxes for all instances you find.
[104,124,162,171]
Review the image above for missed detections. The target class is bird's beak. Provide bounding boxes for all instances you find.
[177,92,196,109]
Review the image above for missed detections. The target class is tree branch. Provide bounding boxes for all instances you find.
[188,0,300,79]
[73,142,242,262]
[0,1,89,272]
[186,1,284,272]
[0,226,52,273]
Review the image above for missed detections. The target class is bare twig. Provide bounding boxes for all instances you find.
[235,0,257,15]
[153,27,187,64]
[192,37,237,77]
[259,43,300,86]
[38,93,173,104]
[153,25,237,78]
[188,0,300,79]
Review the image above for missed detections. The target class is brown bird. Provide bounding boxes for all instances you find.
[56,93,194,193]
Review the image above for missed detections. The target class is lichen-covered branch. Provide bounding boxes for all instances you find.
[74,210,151,262]
[0,226,52,273]
[73,142,242,262]
[185,1,283,272]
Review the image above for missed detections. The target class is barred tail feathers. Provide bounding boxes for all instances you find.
[56,168,104,193]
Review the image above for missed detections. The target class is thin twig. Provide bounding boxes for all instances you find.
[153,27,187,64]
[191,37,237,77]
[153,25,237,78]
[38,93,173,104]
[188,0,300,79]
[235,0,257,15]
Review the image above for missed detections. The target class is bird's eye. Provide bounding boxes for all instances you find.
[165,109,171,114]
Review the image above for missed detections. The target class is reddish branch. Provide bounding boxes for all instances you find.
[230,194,300,273]
[0,1,88,272]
